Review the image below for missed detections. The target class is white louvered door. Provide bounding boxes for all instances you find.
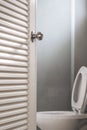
[0,0,36,130]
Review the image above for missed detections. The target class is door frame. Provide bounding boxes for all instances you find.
[29,0,37,130]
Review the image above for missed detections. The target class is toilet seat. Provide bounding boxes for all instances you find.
[71,67,87,113]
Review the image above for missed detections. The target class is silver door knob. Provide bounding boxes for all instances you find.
[31,31,43,42]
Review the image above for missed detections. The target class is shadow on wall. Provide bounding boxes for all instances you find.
[37,38,71,111]
[75,0,87,75]
[37,0,71,112]
[37,127,41,130]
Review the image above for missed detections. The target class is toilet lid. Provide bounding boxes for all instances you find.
[71,67,87,113]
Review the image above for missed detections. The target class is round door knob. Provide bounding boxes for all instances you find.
[36,32,43,40]
[31,31,43,42]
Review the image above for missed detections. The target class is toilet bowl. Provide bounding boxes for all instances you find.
[37,66,87,130]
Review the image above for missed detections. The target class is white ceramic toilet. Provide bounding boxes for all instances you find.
[37,66,87,130]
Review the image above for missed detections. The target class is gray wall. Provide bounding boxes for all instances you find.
[37,0,71,111]
[75,0,87,75]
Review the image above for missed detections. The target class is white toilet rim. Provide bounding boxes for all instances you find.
[37,111,87,119]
